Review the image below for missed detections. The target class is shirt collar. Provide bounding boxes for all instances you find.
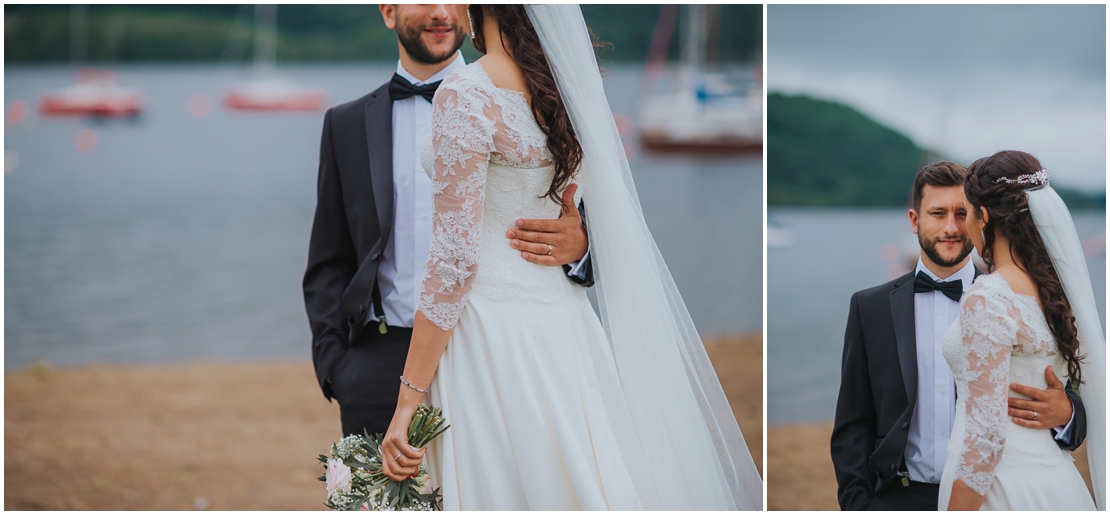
[914,257,976,292]
[395,52,466,86]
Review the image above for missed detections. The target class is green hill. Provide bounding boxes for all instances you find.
[768,92,1105,210]
[768,92,926,207]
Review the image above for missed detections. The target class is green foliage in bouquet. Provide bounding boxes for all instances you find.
[318,404,450,511]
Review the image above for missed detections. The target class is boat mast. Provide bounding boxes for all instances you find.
[253,4,277,76]
[70,4,88,65]
[681,4,707,76]
[645,5,679,87]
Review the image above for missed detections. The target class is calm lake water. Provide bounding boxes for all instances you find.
[4,64,763,369]
[767,208,1106,424]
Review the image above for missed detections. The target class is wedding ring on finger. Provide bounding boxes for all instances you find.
[395,452,403,461]
[546,244,554,256]
[1033,411,1038,421]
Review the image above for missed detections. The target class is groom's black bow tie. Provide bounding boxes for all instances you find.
[389,73,442,103]
[914,271,963,302]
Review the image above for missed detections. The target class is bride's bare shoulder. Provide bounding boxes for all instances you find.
[475,54,531,101]
[993,266,1043,308]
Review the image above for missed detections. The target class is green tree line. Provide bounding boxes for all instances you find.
[5,4,761,64]
[768,93,1105,210]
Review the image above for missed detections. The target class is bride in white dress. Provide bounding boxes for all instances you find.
[375,5,762,510]
[938,151,1104,510]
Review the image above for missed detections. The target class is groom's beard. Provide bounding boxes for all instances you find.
[396,22,465,66]
[919,232,973,268]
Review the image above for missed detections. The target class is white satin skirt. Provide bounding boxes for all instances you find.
[938,455,1096,510]
[424,288,648,510]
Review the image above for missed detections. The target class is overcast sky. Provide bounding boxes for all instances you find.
[768,4,1106,192]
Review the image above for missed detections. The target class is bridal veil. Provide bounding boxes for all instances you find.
[524,5,763,509]
[1027,186,1105,510]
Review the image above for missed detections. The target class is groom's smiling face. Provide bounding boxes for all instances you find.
[910,184,973,269]
[381,4,466,66]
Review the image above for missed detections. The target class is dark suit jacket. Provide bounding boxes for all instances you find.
[303,81,593,401]
[831,269,1087,510]
[303,84,393,402]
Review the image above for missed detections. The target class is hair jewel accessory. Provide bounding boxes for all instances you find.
[995,169,1049,186]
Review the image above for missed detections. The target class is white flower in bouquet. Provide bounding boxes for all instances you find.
[318,404,449,511]
[336,435,368,460]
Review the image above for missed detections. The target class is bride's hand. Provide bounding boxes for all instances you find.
[381,404,426,481]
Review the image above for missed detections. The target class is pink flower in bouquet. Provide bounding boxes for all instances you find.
[326,458,352,497]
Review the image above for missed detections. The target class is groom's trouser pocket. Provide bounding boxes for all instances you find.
[868,480,939,511]
[335,329,412,437]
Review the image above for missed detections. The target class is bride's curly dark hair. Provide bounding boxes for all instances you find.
[468,5,581,207]
[964,150,1084,384]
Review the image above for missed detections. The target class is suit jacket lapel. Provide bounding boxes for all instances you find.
[890,272,918,405]
[365,89,394,246]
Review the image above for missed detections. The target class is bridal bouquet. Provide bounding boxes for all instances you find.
[318,404,450,511]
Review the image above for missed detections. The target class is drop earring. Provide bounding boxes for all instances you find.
[466,9,476,41]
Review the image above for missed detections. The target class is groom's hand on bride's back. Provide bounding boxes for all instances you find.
[506,184,589,266]
[1007,365,1074,429]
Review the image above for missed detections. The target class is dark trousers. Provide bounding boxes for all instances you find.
[868,480,939,511]
[331,325,413,437]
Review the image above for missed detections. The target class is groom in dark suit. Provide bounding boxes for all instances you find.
[303,4,592,438]
[831,162,1087,510]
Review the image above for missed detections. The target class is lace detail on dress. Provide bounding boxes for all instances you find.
[418,62,567,330]
[955,286,1015,495]
[492,89,550,168]
[942,273,1071,497]
[417,71,496,331]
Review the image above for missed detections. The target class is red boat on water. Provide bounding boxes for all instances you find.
[223,79,327,112]
[222,5,328,113]
[38,69,145,119]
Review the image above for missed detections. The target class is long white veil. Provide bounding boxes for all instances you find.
[525,5,763,510]
[1026,186,1105,509]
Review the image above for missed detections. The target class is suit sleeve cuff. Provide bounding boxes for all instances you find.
[566,246,591,278]
[1054,409,1077,442]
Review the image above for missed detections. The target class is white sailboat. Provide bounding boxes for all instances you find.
[223,5,327,112]
[638,5,761,153]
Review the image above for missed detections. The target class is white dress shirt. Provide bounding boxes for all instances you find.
[905,258,973,483]
[377,53,466,328]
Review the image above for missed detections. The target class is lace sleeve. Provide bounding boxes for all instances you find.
[955,289,1017,495]
[417,79,496,331]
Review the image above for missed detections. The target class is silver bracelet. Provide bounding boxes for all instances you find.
[399,375,428,394]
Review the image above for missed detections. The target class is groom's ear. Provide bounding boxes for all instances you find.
[908,209,920,235]
[380,4,398,30]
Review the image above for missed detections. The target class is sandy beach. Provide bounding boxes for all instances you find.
[768,421,1093,511]
[5,333,762,510]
